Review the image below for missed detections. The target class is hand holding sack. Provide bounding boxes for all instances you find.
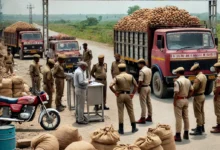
[31,133,59,150]
[134,133,163,150]
[65,141,96,150]
[114,144,141,150]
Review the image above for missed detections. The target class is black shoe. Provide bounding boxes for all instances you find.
[77,121,88,124]
[190,126,202,136]
[183,131,189,140]
[174,133,182,142]
[131,123,138,133]
[56,106,64,112]
[118,123,124,134]
[191,126,198,131]
[104,106,109,110]
[61,104,66,108]
[202,125,205,132]
[94,105,99,111]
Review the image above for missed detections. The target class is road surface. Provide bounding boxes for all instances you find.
[13,25,220,150]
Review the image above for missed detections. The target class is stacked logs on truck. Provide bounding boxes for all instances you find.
[114,6,200,32]
[4,21,37,33]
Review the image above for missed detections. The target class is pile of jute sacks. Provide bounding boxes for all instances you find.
[29,124,176,150]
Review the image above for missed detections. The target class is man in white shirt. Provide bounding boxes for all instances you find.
[74,61,91,124]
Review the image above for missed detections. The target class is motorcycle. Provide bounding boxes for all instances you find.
[0,91,60,130]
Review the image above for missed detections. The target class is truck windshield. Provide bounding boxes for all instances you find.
[166,31,214,50]
[22,33,42,40]
[57,42,79,51]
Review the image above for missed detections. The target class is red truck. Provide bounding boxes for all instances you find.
[4,28,44,59]
[114,26,218,98]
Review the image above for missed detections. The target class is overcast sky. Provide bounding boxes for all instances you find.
[2,0,219,14]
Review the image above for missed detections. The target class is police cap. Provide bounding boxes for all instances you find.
[173,67,185,74]
[33,54,40,58]
[190,63,200,71]
[214,62,220,67]
[58,54,66,59]
[118,63,126,69]
[48,59,55,65]
[98,55,104,59]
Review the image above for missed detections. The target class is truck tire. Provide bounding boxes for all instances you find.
[205,81,213,95]
[19,50,24,60]
[152,71,168,98]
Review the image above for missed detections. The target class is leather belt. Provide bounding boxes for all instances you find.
[96,78,106,81]
[142,85,149,87]
[194,93,204,97]
[119,91,130,94]
[177,96,187,100]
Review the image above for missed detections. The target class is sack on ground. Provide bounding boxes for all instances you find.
[134,133,163,150]
[12,76,24,85]
[54,125,82,150]
[13,88,24,94]
[13,84,24,89]
[0,78,12,89]
[31,133,59,150]
[13,92,27,98]
[91,125,120,145]
[160,135,175,150]
[65,141,96,150]
[114,144,141,150]
[91,141,116,150]
[0,89,13,97]
[24,84,30,92]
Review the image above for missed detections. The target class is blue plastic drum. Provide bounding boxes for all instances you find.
[0,125,16,150]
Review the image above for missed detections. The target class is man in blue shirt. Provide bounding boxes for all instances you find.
[74,61,91,124]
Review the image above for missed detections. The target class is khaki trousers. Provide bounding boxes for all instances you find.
[139,86,152,117]
[193,95,205,126]
[31,77,41,94]
[55,78,64,107]
[174,99,189,133]
[95,80,107,104]
[43,85,53,108]
[214,96,220,124]
[86,61,91,78]
[75,87,86,122]
[117,94,135,124]
[5,64,13,74]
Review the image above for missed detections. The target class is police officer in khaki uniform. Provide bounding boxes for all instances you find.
[111,53,124,78]
[136,58,153,124]
[211,62,220,133]
[91,54,109,110]
[29,54,41,94]
[82,43,93,78]
[43,59,55,108]
[53,54,66,112]
[109,63,138,134]
[173,67,194,142]
[4,49,14,74]
[190,63,207,135]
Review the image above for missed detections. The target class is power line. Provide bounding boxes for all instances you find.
[27,4,34,24]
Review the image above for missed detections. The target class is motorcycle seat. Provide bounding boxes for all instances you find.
[0,96,18,104]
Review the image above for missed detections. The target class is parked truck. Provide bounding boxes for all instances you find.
[46,35,81,72]
[3,22,44,59]
[114,26,218,98]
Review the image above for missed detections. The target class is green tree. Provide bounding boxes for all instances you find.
[98,16,102,22]
[80,17,99,26]
[127,5,140,15]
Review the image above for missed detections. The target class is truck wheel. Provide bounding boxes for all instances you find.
[205,81,213,95]
[152,71,168,98]
[19,50,24,60]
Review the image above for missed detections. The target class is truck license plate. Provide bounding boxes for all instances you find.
[208,75,215,80]
[30,50,37,53]
[66,64,73,68]
[188,76,196,81]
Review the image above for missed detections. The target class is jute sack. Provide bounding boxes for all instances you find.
[148,124,176,150]
[24,84,30,92]
[114,144,141,150]
[0,89,13,97]
[65,141,96,150]
[1,78,12,89]
[91,125,120,145]
[13,92,27,98]
[54,125,82,150]
[12,76,23,85]
[13,88,24,94]
[31,133,59,150]
[13,84,24,89]
[134,133,163,150]
[91,141,116,150]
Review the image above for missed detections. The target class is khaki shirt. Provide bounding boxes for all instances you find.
[4,54,13,64]
[213,73,220,93]
[193,72,207,94]
[53,62,65,78]
[139,66,152,85]
[29,61,41,77]
[83,49,93,63]
[174,76,193,97]
[111,60,124,78]
[43,65,54,85]
[91,63,107,80]
[110,72,138,92]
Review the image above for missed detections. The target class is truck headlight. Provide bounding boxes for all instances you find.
[40,47,42,49]
[24,47,27,50]
[210,66,215,72]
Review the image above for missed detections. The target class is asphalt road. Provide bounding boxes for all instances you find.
[14,25,220,150]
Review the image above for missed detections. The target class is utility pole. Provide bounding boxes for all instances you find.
[43,0,49,50]
[27,4,34,24]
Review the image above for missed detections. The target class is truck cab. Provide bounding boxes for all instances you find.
[151,28,217,97]
[47,38,81,72]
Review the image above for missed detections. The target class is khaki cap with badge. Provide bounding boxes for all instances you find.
[33,54,40,58]
[98,55,104,59]
[190,63,200,71]
[118,63,126,69]
[58,54,66,59]
[137,58,145,63]
[48,59,55,65]
[214,62,220,67]
[173,67,185,74]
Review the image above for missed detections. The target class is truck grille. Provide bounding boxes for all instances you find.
[170,59,217,72]
[24,45,42,50]
[65,57,80,64]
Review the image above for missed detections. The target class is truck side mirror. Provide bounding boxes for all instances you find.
[210,66,215,72]
[215,37,218,46]
[157,40,162,49]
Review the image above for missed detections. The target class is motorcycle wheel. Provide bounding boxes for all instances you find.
[40,111,60,130]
